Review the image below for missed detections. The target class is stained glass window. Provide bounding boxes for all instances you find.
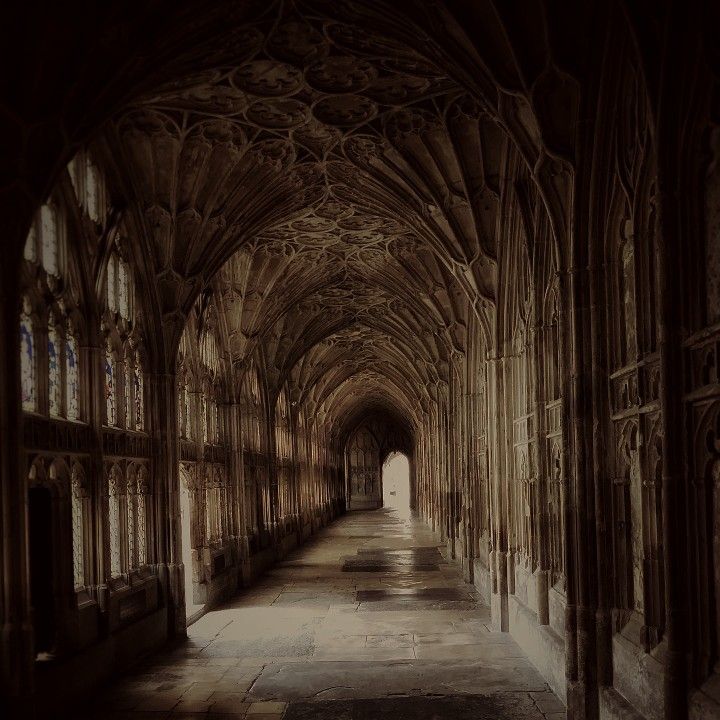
[71,475,85,589]
[48,319,61,416]
[66,331,79,421]
[20,306,36,412]
[40,205,59,276]
[134,361,144,431]
[105,349,116,426]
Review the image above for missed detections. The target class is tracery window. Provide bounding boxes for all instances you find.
[68,149,107,224]
[65,324,79,421]
[199,325,223,446]
[20,299,36,412]
[108,463,150,577]
[107,252,131,321]
[21,202,84,421]
[105,346,117,426]
[71,465,90,589]
[23,202,63,277]
[40,204,60,277]
[276,387,292,460]
[177,368,192,440]
[205,465,227,546]
[202,394,208,444]
[103,243,146,430]
[134,357,145,431]
[48,315,61,416]
[135,467,149,566]
[108,466,123,577]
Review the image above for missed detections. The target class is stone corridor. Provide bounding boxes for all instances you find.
[85,509,564,720]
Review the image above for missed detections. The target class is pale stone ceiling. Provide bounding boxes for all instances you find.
[104,0,561,437]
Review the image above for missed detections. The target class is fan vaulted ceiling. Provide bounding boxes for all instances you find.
[106,0,551,439]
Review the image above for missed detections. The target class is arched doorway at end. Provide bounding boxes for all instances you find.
[382,452,411,518]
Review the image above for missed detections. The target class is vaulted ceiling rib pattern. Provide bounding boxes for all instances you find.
[106,0,523,437]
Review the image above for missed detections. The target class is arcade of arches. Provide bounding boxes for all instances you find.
[2,1,720,718]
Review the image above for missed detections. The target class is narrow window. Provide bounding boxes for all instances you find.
[65,330,79,420]
[40,205,59,277]
[105,349,116,426]
[134,360,144,431]
[71,474,86,589]
[109,476,122,577]
[118,260,130,320]
[24,222,37,263]
[107,257,117,314]
[20,303,36,412]
[48,318,61,416]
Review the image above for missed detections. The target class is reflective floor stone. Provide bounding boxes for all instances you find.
[84,508,565,719]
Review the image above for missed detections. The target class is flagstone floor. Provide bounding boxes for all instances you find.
[85,509,565,719]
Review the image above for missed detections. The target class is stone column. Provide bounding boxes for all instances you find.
[656,128,689,720]
[83,335,109,611]
[0,252,35,717]
[151,370,185,638]
[531,319,550,626]
[488,352,509,631]
[227,401,249,585]
[565,229,597,719]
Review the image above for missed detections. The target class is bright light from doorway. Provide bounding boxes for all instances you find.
[382,452,410,518]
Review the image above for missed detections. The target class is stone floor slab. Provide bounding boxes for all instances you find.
[86,508,565,719]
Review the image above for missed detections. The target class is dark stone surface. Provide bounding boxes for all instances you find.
[284,694,550,719]
[356,587,473,601]
[341,561,440,572]
[356,547,442,556]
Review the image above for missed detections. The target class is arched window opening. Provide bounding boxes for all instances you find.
[106,251,131,322]
[23,201,67,282]
[24,221,38,263]
[40,204,60,278]
[68,148,107,224]
[108,463,149,578]
[103,242,146,431]
[382,452,411,518]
